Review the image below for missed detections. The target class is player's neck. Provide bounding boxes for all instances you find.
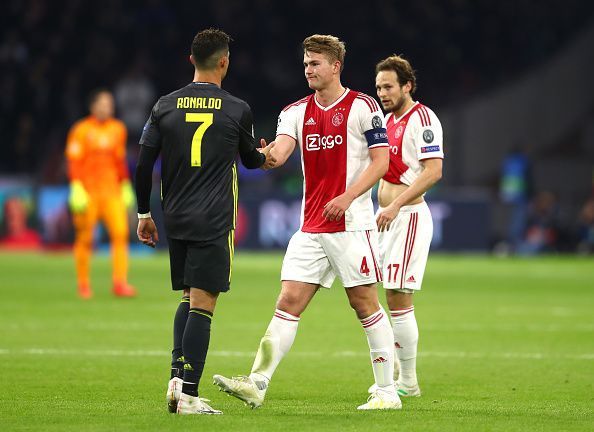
[314,82,346,107]
[393,97,415,118]
[90,115,110,123]
[192,70,222,87]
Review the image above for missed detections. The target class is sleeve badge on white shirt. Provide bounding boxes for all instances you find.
[371,115,382,129]
[423,129,434,143]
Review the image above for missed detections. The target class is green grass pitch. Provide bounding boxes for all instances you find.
[0,251,593,431]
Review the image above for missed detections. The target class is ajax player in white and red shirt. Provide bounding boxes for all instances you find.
[370,55,444,398]
[214,35,402,410]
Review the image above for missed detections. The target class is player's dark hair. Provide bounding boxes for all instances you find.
[303,34,346,72]
[191,28,232,70]
[375,55,417,94]
[87,88,111,107]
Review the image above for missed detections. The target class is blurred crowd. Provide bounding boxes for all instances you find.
[1,0,593,253]
[498,148,594,255]
[2,0,593,179]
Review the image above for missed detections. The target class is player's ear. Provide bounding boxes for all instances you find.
[403,81,412,94]
[220,55,228,69]
[189,55,196,66]
[333,60,341,74]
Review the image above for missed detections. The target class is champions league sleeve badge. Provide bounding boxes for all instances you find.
[371,115,382,129]
[423,129,434,143]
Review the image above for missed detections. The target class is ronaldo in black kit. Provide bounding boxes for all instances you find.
[134,28,275,415]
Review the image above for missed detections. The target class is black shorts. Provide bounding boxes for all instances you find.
[167,231,234,293]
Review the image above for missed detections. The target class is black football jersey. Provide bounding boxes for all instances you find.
[139,82,262,241]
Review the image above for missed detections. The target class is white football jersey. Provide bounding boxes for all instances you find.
[383,102,444,186]
[276,89,388,233]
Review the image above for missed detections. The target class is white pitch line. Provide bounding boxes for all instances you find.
[421,323,594,332]
[0,348,592,361]
[5,322,593,332]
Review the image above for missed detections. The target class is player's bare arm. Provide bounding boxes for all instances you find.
[323,146,389,222]
[376,158,442,232]
[260,135,296,169]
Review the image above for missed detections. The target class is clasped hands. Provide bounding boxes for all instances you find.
[258,138,277,170]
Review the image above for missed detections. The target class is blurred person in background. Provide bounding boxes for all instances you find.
[114,57,156,142]
[0,196,41,250]
[65,89,136,299]
[517,190,560,255]
[576,197,594,254]
[499,145,533,252]
[373,55,444,399]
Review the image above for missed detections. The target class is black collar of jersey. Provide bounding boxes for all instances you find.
[190,81,218,86]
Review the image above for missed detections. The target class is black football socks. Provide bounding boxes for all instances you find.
[181,308,213,397]
[170,296,190,379]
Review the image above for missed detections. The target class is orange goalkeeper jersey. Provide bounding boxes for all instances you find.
[66,116,129,197]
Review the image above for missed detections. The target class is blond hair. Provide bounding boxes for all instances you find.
[375,54,417,94]
[302,34,346,72]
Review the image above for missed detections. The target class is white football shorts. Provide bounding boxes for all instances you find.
[377,201,433,291]
[281,230,382,288]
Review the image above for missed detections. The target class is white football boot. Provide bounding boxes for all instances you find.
[212,374,265,408]
[357,389,402,410]
[176,393,222,415]
[166,377,183,413]
[395,380,422,397]
[367,380,421,397]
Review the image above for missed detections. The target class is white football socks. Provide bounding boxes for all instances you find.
[360,308,396,394]
[390,306,419,386]
[250,309,300,388]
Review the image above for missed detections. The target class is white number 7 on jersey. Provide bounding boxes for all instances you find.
[186,112,213,167]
